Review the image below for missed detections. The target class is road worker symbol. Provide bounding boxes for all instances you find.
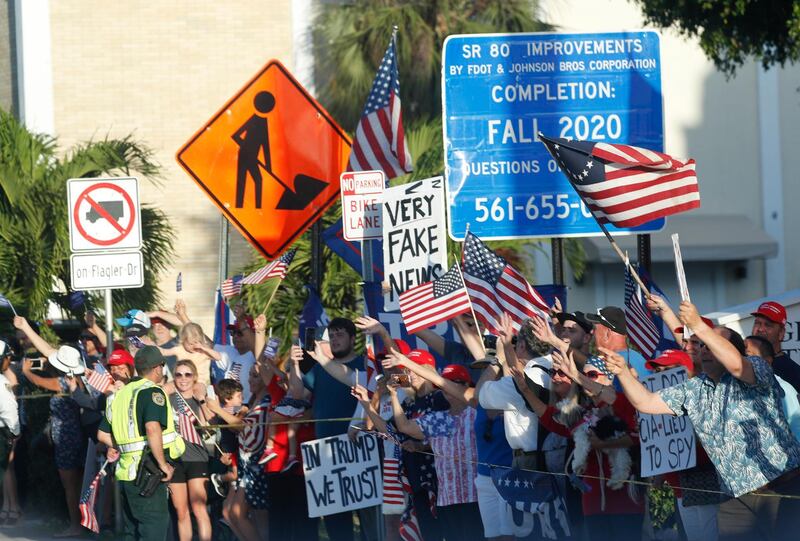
[67,177,142,252]
[177,60,351,259]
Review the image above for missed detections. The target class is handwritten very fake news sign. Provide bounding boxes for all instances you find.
[638,367,696,477]
[301,432,382,517]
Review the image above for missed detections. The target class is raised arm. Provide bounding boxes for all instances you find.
[679,301,755,384]
[253,314,267,359]
[351,384,388,433]
[552,349,616,405]
[647,294,683,343]
[303,343,358,387]
[382,351,475,406]
[602,347,674,415]
[530,313,587,366]
[147,309,183,328]
[389,386,424,440]
[21,359,62,393]
[413,330,446,357]
[84,312,108,349]
[451,314,486,361]
[355,316,394,352]
[13,316,56,358]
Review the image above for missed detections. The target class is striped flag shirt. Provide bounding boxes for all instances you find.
[79,466,107,533]
[221,274,243,299]
[241,249,296,285]
[173,394,203,446]
[86,363,114,394]
[462,232,548,333]
[399,264,471,334]
[539,134,699,228]
[239,396,271,456]
[346,31,412,179]
[624,266,660,358]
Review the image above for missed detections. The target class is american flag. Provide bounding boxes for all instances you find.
[176,272,183,292]
[241,249,296,285]
[86,363,114,394]
[346,30,412,179]
[625,265,660,359]
[461,232,548,333]
[220,274,243,299]
[399,264,471,334]
[225,362,243,382]
[239,397,271,455]
[79,460,108,533]
[174,394,203,446]
[539,134,699,228]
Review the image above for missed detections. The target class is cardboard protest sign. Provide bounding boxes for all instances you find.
[301,432,382,517]
[638,367,696,477]
[382,176,447,310]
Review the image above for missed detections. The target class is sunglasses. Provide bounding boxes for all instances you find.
[229,329,245,337]
[174,372,194,378]
[553,369,568,378]
[583,371,601,380]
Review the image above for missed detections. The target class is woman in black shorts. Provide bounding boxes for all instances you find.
[168,360,212,541]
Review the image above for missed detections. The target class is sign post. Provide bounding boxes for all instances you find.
[442,31,664,241]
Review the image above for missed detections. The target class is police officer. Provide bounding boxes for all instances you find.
[97,346,185,540]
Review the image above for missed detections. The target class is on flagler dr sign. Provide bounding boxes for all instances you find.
[442,31,665,240]
[68,177,141,251]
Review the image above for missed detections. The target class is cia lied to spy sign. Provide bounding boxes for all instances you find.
[68,177,142,252]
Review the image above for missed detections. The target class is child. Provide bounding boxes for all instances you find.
[207,379,244,497]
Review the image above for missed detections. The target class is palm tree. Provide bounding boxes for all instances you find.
[238,1,585,345]
[0,108,175,323]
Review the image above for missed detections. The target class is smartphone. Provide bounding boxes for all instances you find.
[391,374,410,387]
[303,327,316,351]
[483,334,498,351]
[28,358,44,370]
[128,336,145,349]
[263,337,280,359]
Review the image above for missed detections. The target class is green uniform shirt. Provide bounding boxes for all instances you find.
[99,380,169,435]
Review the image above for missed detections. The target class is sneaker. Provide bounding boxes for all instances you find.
[257,450,278,466]
[210,473,227,498]
[281,455,299,473]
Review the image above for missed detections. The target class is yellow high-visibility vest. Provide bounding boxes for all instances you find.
[106,378,185,481]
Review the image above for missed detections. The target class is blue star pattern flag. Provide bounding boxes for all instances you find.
[462,232,548,333]
[491,467,571,540]
[323,218,384,279]
[539,133,699,228]
[346,30,412,179]
[299,286,330,343]
[176,272,183,293]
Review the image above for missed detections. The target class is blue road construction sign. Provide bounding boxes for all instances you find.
[442,31,665,240]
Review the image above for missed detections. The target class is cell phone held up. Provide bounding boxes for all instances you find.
[391,373,410,387]
[27,357,45,370]
[303,327,316,351]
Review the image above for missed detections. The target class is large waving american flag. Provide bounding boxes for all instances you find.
[539,134,699,228]
[624,266,659,358]
[346,30,412,179]
[241,249,296,285]
[462,232,548,333]
[399,264,471,334]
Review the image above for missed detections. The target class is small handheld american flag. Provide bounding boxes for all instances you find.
[241,249,297,285]
[399,264,471,334]
[221,275,243,299]
[176,272,183,293]
[624,265,659,358]
[174,394,203,446]
[79,459,109,533]
[86,363,114,394]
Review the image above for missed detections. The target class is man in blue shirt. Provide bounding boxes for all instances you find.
[605,301,800,541]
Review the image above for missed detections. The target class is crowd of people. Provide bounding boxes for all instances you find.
[0,291,798,541]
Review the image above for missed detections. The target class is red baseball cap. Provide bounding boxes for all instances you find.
[150,317,171,328]
[405,349,436,368]
[227,315,255,332]
[674,316,715,335]
[441,364,472,385]
[645,349,694,373]
[379,339,411,357]
[108,349,135,367]
[751,301,787,325]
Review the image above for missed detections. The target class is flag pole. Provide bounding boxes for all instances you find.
[264,278,284,314]
[456,224,487,357]
[594,219,649,293]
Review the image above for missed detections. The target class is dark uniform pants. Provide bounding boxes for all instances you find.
[119,480,169,541]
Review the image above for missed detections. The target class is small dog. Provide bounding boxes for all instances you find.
[571,411,632,490]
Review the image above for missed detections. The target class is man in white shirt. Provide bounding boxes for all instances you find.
[477,320,552,469]
[213,316,257,402]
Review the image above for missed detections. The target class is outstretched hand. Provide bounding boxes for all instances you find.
[678,301,703,332]
[382,350,406,370]
[597,346,628,376]
[254,314,267,333]
[355,316,384,335]
[351,384,370,403]
[496,313,515,344]
[551,348,579,381]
